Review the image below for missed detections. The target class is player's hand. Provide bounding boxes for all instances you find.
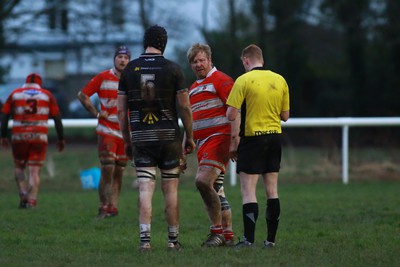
[229,150,238,162]
[184,137,196,154]
[179,153,187,173]
[229,136,239,162]
[0,138,10,149]
[57,139,65,152]
[98,110,109,119]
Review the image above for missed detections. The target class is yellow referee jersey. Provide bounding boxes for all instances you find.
[226,68,290,137]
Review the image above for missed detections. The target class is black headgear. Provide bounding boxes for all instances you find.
[143,25,168,53]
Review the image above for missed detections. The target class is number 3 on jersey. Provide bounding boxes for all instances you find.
[25,99,38,114]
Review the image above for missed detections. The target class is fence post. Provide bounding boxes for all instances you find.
[230,161,237,186]
[342,125,349,184]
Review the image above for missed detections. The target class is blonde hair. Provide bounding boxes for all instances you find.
[187,43,212,63]
[242,44,264,63]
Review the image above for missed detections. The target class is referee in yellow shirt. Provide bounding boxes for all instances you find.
[226,44,290,249]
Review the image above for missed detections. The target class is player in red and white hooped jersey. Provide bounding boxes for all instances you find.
[185,43,241,247]
[77,46,130,219]
[0,73,65,209]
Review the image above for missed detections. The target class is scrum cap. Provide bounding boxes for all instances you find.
[25,73,42,87]
[143,25,168,53]
[114,45,131,59]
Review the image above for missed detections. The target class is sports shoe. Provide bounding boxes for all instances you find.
[234,239,254,249]
[201,233,225,247]
[263,240,275,248]
[167,241,182,251]
[224,239,235,247]
[96,205,108,220]
[19,193,28,209]
[140,242,152,252]
[19,200,28,209]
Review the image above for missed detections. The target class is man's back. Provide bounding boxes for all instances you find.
[1,84,59,143]
[119,53,186,144]
[228,68,289,136]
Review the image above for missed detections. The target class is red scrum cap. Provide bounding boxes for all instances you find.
[25,73,42,86]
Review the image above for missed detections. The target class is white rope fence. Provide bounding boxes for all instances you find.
[40,117,400,185]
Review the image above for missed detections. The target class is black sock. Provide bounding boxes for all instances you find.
[242,202,258,243]
[266,198,280,243]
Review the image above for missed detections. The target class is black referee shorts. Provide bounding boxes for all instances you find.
[236,134,282,174]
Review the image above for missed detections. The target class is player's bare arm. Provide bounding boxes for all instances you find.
[77,91,107,119]
[117,94,133,158]
[53,114,65,152]
[280,110,290,122]
[230,112,241,162]
[226,106,240,161]
[176,91,196,154]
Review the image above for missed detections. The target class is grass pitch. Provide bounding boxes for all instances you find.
[0,144,399,267]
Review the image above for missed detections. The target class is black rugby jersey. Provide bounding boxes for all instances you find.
[118,53,187,144]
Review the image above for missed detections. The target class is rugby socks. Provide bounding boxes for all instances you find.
[168,225,179,243]
[266,198,280,243]
[140,224,151,244]
[223,230,234,242]
[242,202,258,243]
[27,199,37,207]
[210,224,223,235]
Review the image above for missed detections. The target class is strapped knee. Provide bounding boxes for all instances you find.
[161,167,180,179]
[136,167,156,181]
[219,195,231,211]
[115,160,127,167]
[100,157,115,166]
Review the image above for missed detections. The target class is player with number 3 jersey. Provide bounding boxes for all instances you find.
[1,73,65,209]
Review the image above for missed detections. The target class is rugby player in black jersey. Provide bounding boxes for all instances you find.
[118,25,195,251]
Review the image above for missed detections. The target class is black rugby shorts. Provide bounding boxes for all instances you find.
[132,139,182,170]
[236,134,282,174]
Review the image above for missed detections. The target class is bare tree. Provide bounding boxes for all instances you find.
[138,0,151,31]
[251,0,267,52]
[228,0,238,72]
[0,0,22,47]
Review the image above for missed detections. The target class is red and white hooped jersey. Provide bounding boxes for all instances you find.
[82,68,122,139]
[188,67,234,140]
[1,83,60,143]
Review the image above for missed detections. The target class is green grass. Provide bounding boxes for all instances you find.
[0,145,399,267]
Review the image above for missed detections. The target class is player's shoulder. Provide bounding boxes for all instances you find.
[267,70,287,85]
[92,69,110,77]
[164,57,182,69]
[100,69,116,77]
[37,87,56,97]
[164,59,184,77]
[271,69,283,76]
[214,70,234,81]
[10,87,24,94]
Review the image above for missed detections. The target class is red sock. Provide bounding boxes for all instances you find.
[27,199,37,207]
[223,230,234,241]
[210,225,223,234]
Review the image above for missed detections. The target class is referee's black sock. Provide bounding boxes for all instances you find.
[266,198,280,243]
[242,202,258,243]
